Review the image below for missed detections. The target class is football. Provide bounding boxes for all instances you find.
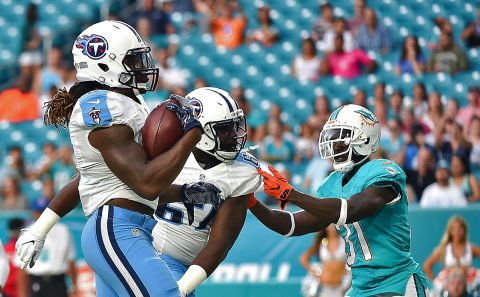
[142,99,183,160]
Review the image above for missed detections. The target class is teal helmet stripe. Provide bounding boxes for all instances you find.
[330,106,343,120]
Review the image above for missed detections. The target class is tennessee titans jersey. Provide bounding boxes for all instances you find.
[316,159,429,296]
[69,90,157,216]
[152,152,261,265]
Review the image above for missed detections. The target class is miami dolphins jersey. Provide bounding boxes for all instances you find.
[316,159,429,296]
[152,152,261,265]
[69,90,157,216]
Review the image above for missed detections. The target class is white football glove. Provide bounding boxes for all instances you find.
[15,228,46,269]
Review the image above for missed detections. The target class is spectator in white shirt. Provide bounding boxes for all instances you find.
[420,160,468,207]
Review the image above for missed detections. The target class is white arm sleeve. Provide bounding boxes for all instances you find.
[0,240,10,287]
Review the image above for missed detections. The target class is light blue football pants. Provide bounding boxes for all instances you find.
[81,205,179,297]
[160,254,196,297]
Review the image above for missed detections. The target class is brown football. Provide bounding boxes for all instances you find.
[142,99,183,160]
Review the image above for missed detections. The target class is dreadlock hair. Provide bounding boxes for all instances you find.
[44,81,111,129]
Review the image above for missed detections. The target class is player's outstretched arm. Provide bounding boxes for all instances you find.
[258,166,397,226]
[177,195,248,296]
[248,195,327,236]
[16,175,81,269]
[89,125,201,200]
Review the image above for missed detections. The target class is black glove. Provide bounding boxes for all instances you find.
[166,94,202,134]
[180,182,222,225]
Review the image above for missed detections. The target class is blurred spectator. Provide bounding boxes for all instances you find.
[303,153,331,196]
[245,5,278,47]
[40,47,63,96]
[421,91,443,137]
[380,117,405,165]
[230,85,249,117]
[406,146,435,202]
[461,5,480,48]
[388,90,403,119]
[355,8,391,55]
[467,116,480,177]
[308,95,331,130]
[3,218,24,297]
[129,0,175,35]
[16,197,77,297]
[136,16,155,47]
[459,86,480,135]
[348,0,367,37]
[428,32,468,74]
[373,82,386,106]
[444,267,473,297]
[450,154,480,203]
[311,3,334,42]
[445,98,461,124]
[210,1,247,49]
[420,160,467,207]
[155,48,188,91]
[374,101,388,127]
[423,216,480,294]
[299,226,348,297]
[292,37,321,82]
[322,34,375,79]
[260,118,295,164]
[433,119,471,167]
[0,146,28,181]
[31,143,56,180]
[404,124,430,173]
[194,77,208,89]
[0,74,40,123]
[0,176,28,211]
[0,240,9,297]
[18,3,42,79]
[352,89,367,107]
[173,0,194,13]
[296,123,317,161]
[319,17,355,53]
[395,36,426,76]
[412,82,428,119]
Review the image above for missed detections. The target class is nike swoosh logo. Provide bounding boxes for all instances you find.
[87,99,100,104]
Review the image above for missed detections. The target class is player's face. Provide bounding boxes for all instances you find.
[121,47,158,91]
[213,118,247,152]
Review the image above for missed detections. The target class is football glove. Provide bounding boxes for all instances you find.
[166,94,202,134]
[257,166,293,210]
[180,182,222,225]
[15,228,46,269]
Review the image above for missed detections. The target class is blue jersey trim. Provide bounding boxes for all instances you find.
[236,153,259,168]
[79,90,112,127]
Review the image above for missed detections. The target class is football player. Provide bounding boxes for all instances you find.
[15,20,221,297]
[152,87,261,297]
[251,104,431,297]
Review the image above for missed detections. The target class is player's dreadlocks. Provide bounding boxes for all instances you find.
[44,81,109,128]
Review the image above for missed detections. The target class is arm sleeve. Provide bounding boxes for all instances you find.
[0,240,10,287]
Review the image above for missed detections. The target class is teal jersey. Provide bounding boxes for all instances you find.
[316,159,430,296]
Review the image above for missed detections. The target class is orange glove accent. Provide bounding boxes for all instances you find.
[247,193,258,209]
[257,166,293,207]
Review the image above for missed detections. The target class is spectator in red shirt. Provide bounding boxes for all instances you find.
[0,74,40,123]
[321,34,375,79]
[3,218,25,297]
[210,1,247,49]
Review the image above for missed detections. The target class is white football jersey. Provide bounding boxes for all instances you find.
[69,89,158,216]
[152,152,261,265]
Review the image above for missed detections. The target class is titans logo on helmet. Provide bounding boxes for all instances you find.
[75,34,108,60]
[187,97,203,119]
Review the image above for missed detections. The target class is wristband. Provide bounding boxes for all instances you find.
[177,265,207,295]
[29,208,61,236]
[275,210,295,237]
[336,199,348,226]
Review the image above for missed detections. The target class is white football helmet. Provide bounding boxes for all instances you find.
[319,104,381,173]
[72,20,158,92]
[185,87,246,161]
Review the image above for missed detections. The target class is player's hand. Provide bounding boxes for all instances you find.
[257,166,293,210]
[166,97,202,134]
[15,228,46,269]
[180,182,222,225]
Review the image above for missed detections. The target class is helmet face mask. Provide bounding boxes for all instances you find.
[319,104,381,173]
[208,116,247,161]
[119,47,158,92]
